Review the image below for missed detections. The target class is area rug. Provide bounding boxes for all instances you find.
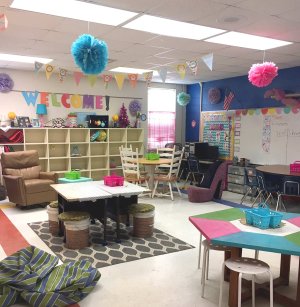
[28,219,194,269]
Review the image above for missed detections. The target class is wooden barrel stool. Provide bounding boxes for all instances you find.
[58,211,90,249]
[47,201,59,236]
[129,203,155,238]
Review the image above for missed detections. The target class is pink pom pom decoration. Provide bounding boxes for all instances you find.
[248,62,278,88]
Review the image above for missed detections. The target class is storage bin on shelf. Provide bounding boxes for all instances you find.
[58,211,90,249]
[47,201,59,236]
[129,203,155,238]
[243,203,283,230]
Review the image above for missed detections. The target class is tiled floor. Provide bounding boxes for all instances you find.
[0,190,299,307]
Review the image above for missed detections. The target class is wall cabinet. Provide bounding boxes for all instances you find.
[227,165,256,194]
[0,128,144,180]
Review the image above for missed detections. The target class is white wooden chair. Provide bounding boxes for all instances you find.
[152,148,184,200]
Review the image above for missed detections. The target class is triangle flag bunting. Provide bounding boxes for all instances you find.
[102,74,113,89]
[201,53,214,71]
[176,64,186,79]
[159,67,168,83]
[58,68,67,82]
[186,60,198,75]
[73,71,83,86]
[34,62,43,74]
[45,64,54,80]
[128,73,138,88]
[88,74,98,87]
[143,71,153,86]
[0,13,8,31]
[114,73,125,90]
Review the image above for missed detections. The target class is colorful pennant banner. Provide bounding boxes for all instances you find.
[73,71,83,86]
[102,74,113,89]
[114,73,125,90]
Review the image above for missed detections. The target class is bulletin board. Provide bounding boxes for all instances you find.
[200,112,234,160]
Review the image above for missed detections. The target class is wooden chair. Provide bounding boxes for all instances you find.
[152,148,184,200]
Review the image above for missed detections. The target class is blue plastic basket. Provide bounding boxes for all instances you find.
[269,211,283,228]
[251,211,271,229]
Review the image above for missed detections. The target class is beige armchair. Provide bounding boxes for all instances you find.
[1,150,58,208]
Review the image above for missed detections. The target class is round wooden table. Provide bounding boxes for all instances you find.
[256,165,300,177]
[138,158,172,189]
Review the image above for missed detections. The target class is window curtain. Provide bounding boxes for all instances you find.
[148,111,175,150]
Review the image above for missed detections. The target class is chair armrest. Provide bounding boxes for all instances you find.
[40,172,58,183]
[2,175,26,204]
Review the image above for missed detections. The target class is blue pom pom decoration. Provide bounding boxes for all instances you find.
[177,92,191,106]
[71,34,108,74]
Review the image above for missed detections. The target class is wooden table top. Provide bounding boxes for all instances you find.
[256,165,300,176]
[138,158,172,165]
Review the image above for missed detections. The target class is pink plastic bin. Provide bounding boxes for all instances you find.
[104,175,124,187]
[290,161,300,173]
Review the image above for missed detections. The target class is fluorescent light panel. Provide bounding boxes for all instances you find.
[205,31,292,50]
[123,15,226,40]
[110,67,155,74]
[10,0,138,26]
[0,53,52,64]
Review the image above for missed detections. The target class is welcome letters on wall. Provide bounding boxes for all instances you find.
[21,91,104,109]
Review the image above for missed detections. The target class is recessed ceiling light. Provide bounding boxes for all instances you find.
[110,67,155,74]
[10,0,138,26]
[123,15,226,40]
[205,31,292,50]
[0,53,53,64]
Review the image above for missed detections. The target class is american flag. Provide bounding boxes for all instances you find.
[223,89,235,111]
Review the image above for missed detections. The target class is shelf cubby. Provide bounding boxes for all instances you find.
[70,128,89,143]
[109,142,126,155]
[70,143,89,157]
[48,128,69,143]
[91,170,109,181]
[25,144,47,158]
[49,144,69,158]
[24,128,46,143]
[90,156,108,169]
[127,128,143,142]
[109,128,126,142]
[70,157,89,170]
[90,142,108,156]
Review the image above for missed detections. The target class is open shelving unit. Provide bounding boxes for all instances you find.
[0,128,144,180]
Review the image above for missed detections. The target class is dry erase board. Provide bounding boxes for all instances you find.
[235,108,300,165]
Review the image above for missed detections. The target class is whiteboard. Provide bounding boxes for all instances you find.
[236,110,300,165]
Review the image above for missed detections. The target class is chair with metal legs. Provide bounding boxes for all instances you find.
[241,168,259,205]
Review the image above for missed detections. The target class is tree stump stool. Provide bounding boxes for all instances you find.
[58,211,90,249]
[129,203,155,238]
[47,201,59,236]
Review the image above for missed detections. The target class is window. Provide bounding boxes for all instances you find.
[147,88,176,150]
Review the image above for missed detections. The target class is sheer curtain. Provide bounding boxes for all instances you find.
[147,88,176,150]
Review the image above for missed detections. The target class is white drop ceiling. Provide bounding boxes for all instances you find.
[1,0,300,84]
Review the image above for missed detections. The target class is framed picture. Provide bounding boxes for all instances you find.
[88,115,109,128]
[17,116,31,128]
[31,118,40,127]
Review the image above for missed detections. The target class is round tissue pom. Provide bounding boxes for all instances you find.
[129,100,141,116]
[71,34,108,74]
[248,62,278,88]
[177,92,191,106]
[0,73,14,93]
[208,88,221,104]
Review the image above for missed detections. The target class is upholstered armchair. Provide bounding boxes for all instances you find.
[1,150,58,208]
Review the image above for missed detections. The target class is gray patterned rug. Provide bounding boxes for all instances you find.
[28,220,194,268]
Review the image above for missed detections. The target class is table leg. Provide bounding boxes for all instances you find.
[57,194,64,238]
[102,199,108,246]
[228,247,242,307]
[115,197,121,243]
[146,165,156,190]
[280,254,291,286]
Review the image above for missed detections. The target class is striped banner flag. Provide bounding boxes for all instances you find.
[224,89,235,111]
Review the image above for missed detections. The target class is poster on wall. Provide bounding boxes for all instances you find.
[201,112,234,160]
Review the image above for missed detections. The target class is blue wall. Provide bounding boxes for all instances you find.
[186,66,300,140]
[186,83,200,142]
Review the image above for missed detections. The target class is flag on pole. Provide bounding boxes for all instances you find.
[224,88,234,111]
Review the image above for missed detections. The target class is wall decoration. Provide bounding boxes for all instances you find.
[248,62,278,87]
[88,115,108,128]
[177,92,191,106]
[71,34,108,75]
[73,71,84,86]
[17,116,31,128]
[264,88,300,108]
[201,53,214,71]
[234,131,240,136]
[143,71,153,86]
[0,73,14,93]
[235,123,241,128]
[0,13,8,31]
[186,60,198,75]
[158,67,168,83]
[128,74,138,88]
[31,118,40,127]
[34,62,43,74]
[140,113,147,121]
[45,64,54,80]
[176,64,186,79]
[119,103,130,128]
[114,73,125,90]
[208,88,221,104]
[191,120,196,128]
[129,99,141,116]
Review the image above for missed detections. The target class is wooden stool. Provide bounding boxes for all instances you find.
[129,203,155,238]
[47,201,59,236]
[58,211,90,249]
[219,257,273,307]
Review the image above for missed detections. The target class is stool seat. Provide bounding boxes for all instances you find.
[58,211,90,221]
[225,257,270,275]
[129,203,155,214]
[49,200,58,208]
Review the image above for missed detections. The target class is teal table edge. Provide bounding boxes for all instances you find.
[58,177,93,184]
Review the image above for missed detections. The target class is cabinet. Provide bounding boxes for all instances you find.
[227,165,256,194]
[0,128,144,180]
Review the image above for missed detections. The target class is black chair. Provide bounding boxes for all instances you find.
[165,143,183,151]
[276,176,300,211]
[184,154,204,185]
[240,168,259,205]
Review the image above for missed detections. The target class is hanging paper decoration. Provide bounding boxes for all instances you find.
[114,73,125,90]
[58,68,67,82]
[143,71,153,86]
[45,64,54,80]
[248,62,278,87]
[0,73,14,93]
[186,60,198,75]
[71,34,108,74]
[73,71,83,86]
[208,88,221,104]
[177,92,190,106]
[102,74,112,89]
[128,74,138,88]
[201,53,214,71]
[159,67,168,83]
[0,13,8,31]
[176,64,186,79]
[88,74,97,87]
[105,95,110,111]
[34,62,43,74]
[129,99,141,116]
